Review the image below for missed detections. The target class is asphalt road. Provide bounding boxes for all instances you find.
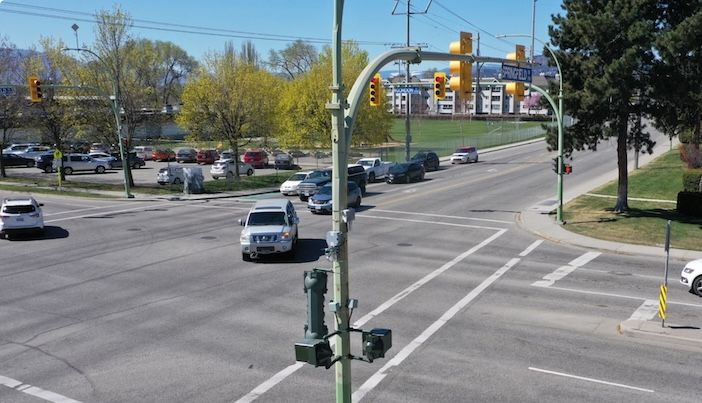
[1,136,701,403]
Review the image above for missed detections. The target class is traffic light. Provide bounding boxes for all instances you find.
[449,31,473,99]
[28,76,42,103]
[505,45,526,102]
[369,73,381,107]
[552,157,559,173]
[295,269,333,368]
[362,328,392,363]
[564,163,573,174]
[433,72,446,100]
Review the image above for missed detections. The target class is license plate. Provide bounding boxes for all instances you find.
[315,205,322,210]
[257,246,274,252]
[304,192,310,196]
[16,217,24,222]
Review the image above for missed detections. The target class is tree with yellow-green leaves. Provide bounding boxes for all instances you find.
[177,42,282,178]
[276,41,393,149]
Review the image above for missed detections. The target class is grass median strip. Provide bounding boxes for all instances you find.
[563,150,702,251]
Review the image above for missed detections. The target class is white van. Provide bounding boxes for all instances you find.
[157,165,184,185]
[133,146,154,161]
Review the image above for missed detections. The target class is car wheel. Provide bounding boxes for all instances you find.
[354,197,361,208]
[96,166,106,174]
[26,161,34,167]
[212,176,219,180]
[242,252,252,262]
[692,276,702,297]
[247,169,254,176]
[420,171,425,181]
[368,172,375,183]
[63,167,73,175]
[405,175,410,184]
[43,167,52,173]
[299,195,308,202]
[132,162,140,169]
[173,178,182,185]
[474,155,479,163]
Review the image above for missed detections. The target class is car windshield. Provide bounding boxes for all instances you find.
[308,170,330,179]
[2,204,35,214]
[247,211,287,226]
[389,163,410,173]
[455,148,471,153]
[318,185,332,195]
[289,173,308,181]
[412,153,426,160]
[358,160,372,167]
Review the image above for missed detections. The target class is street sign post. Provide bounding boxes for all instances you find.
[0,86,16,97]
[54,150,63,188]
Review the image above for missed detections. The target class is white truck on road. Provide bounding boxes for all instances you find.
[356,158,392,183]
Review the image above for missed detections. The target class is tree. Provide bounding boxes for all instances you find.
[267,40,318,80]
[276,41,393,149]
[652,0,702,168]
[548,0,660,212]
[177,42,282,178]
[0,36,29,178]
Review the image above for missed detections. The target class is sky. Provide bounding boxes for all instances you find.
[0,0,564,72]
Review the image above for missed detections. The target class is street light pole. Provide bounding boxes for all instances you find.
[62,47,133,199]
[497,34,564,223]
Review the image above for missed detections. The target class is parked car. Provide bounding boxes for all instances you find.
[274,152,294,169]
[0,197,44,239]
[132,146,154,161]
[411,150,440,172]
[210,160,254,179]
[152,148,176,162]
[450,146,479,164]
[279,171,313,195]
[53,153,111,174]
[68,141,90,153]
[681,259,702,297]
[239,199,299,261]
[243,149,269,168]
[386,161,425,183]
[1,153,35,167]
[356,157,392,182]
[89,143,111,154]
[196,149,218,165]
[176,148,197,163]
[89,152,118,167]
[288,149,307,158]
[308,182,362,214]
[109,153,145,169]
[34,151,55,173]
[3,143,38,154]
[157,165,185,185]
[16,145,51,159]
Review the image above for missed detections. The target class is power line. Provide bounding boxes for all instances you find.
[432,0,515,46]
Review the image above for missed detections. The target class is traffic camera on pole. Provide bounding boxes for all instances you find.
[505,45,526,102]
[449,32,473,99]
[369,73,381,107]
[433,72,446,100]
[28,76,42,103]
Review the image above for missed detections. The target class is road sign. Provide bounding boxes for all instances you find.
[395,87,421,94]
[0,86,16,97]
[53,149,63,159]
[501,63,532,83]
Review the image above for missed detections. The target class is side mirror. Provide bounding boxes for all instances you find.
[239,218,244,226]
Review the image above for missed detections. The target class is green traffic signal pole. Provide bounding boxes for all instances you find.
[497,34,564,223]
[62,47,133,199]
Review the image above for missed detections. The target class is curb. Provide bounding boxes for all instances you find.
[618,319,702,349]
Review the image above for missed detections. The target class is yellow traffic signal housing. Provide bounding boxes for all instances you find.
[369,73,381,107]
[28,76,42,103]
[449,31,472,98]
[505,45,526,102]
[433,72,446,99]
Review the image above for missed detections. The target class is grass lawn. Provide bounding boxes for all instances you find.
[563,150,702,251]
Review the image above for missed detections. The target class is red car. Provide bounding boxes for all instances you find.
[243,149,268,168]
[152,148,176,162]
[196,149,219,164]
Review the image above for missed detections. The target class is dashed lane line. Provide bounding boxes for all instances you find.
[0,374,81,403]
[531,251,601,288]
[528,367,654,393]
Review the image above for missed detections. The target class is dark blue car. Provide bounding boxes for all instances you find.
[386,162,425,184]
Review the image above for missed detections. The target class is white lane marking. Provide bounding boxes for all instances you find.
[532,251,601,287]
[353,257,522,402]
[528,367,654,393]
[519,240,543,256]
[43,202,144,216]
[0,374,82,402]
[357,214,506,232]
[487,168,498,173]
[45,202,172,223]
[175,203,250,211]
[371,209,513,224]
[538,285,702,308]
[629,300,659,321]
[235,229,509,403]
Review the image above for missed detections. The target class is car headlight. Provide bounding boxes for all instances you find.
[683,268,695,273]
[240,232,249,242]
[280,231,292,240]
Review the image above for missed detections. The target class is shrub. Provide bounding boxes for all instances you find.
[683,170,702,192]
[677,191,702,217]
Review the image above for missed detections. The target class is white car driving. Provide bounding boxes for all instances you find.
[279,171,313,195]
[681,259,702,297]
[0,197,44,239]
[449,146,479,164]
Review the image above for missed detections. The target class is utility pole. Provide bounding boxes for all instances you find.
[530,0,537,63]
[475,33,481,114]
[392,0,432,160]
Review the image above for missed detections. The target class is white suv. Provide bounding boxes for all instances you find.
[450,146,479,164]
[0,197,44,239]
[239,199,299,261]
[53,153,111,174]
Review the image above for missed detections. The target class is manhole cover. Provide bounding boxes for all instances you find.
[201,236,216,240]
[126,228,141,232]
[397,243,412,247]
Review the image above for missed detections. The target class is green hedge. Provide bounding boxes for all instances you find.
[683,170,702,192]
[677,192,702,217]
